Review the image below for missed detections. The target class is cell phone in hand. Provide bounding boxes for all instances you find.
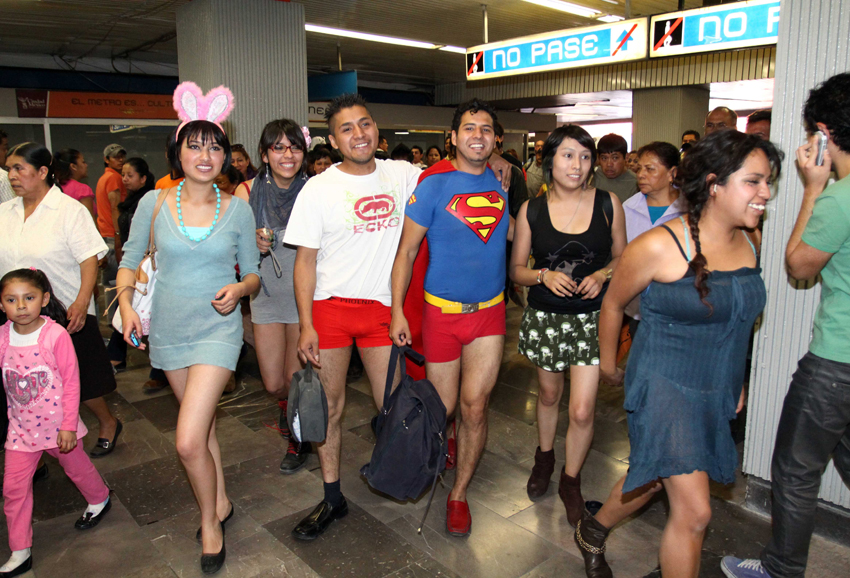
[815,130,828,166]
[130,330,140,347]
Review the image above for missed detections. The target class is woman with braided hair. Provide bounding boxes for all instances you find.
[573,130,783,578]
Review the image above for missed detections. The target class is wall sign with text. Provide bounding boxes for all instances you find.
[466,19,647,81]
[650,0,780,58]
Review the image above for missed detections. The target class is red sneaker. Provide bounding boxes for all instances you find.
[446,496,471,536]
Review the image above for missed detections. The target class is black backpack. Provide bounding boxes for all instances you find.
[361,346,447,517]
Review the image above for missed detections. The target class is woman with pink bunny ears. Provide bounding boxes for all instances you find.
[116,82,260,574]
[234,119,312,475]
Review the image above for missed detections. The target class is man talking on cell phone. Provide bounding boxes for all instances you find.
[721,73,850,578]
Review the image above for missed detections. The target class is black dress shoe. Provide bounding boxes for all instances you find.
[75,497,112,530]
[89,420,122,458]
[196,502,234,542]
[200,522,226,574]
[291,497,348,541]
[279,440,310,474]
[0,555,32,578]
[33,463,49,483]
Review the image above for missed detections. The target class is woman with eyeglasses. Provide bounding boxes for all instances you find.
[231,144,257,181]
[234,119,310,474]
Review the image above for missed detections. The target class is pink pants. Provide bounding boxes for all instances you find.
[3,446,110,550]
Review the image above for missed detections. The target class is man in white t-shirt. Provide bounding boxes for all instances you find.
[283,94,422,540]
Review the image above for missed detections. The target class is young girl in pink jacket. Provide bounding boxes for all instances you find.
[0,268,111,578]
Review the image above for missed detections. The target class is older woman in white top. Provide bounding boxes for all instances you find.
[0,143,122,457]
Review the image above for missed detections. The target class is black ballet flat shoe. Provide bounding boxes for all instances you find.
[33,463,49,483]
[75,496,112,530]
[89,420,123,458]
[196,502,234,542]
[291,497,348,541]
[200,523,226,574]
[0,555,32,578]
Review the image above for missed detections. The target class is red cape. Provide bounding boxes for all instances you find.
[402,160,457,380]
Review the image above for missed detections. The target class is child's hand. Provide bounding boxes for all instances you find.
[57,430,77,453]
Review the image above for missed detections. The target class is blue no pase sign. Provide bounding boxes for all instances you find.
[466,19,647,81]
[650,0,780,58]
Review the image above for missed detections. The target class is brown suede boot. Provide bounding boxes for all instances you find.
[558,468,584,527]
[574,509,613,578]
[526,447,556,500]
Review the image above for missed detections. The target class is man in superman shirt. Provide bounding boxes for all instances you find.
[391,98,512,537]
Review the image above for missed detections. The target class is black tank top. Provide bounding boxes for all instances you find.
[527,189,613,314]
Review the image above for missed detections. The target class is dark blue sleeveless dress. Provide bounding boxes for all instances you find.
[622,221,766,492]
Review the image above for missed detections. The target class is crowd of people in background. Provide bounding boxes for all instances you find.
[0,68,848,578]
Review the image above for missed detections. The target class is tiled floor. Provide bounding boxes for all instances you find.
[2,303,849,577]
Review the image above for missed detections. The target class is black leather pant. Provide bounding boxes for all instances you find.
[761,352,850,578]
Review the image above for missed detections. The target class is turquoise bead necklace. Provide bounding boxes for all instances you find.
[176,180,221,241]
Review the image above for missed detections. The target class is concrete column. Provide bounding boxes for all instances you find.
[744,0,850,514]
[631,86,709,149]
[176,0,308,153]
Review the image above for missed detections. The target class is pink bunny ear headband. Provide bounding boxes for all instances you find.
[173,81,235,136]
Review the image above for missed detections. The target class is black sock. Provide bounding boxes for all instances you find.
[324,480,342,507]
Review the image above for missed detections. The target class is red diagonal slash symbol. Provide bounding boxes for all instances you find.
[612,23,638,56]
[653,17,683,51]
[467,51,483,76]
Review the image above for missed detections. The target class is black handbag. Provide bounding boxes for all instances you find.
[360,345,447,529]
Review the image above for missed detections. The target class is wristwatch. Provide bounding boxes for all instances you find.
[602,268,613,280]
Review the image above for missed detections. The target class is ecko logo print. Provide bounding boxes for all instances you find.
[354,194,396,221]
[349,191,401,234]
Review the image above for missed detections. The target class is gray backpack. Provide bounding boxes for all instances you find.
[287,364,328,443]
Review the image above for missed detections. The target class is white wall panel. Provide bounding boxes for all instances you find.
[744,0,850,508]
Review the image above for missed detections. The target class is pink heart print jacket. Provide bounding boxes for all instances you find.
[0,317,87,452]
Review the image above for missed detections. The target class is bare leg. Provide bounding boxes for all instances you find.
[314,347,352,483]
[82,397,118,440]
[595,475,663,529]
[564,365,600,477]
[426,360,462,417]
[253,323,304,399]
[169,365,231,555]
[658,471,712,578]
[536,368,565,452]
[358,345,401,408]
[167,369,229,522]
[452,335,504,502]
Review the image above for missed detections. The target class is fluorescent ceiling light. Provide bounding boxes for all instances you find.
[305,24,466,54]
[521,0,599,18]
[597,14,624,23]
[395,131,410,135]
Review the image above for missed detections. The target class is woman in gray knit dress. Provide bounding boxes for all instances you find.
[234,119,309,474]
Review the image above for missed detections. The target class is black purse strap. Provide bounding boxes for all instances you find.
[382,344,425,412]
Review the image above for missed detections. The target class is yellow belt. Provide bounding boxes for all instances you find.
[424,291,504,314]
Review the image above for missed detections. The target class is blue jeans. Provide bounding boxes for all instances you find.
[761,352,850,578]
